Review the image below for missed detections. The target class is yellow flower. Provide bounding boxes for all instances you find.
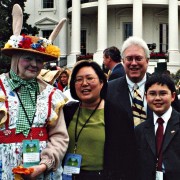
[45,45,60,57]
[4,43,12,48]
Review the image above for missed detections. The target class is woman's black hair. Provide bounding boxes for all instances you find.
[70,60,107,101]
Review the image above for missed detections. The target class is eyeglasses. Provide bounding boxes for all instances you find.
[75,76,98,85]
[146,91,170,99]
[124,56,145,62]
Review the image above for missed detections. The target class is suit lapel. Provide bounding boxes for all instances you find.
[144,119,156,155]
[118,77,133,120]
[162,110,180,152]
[117,74,153,122]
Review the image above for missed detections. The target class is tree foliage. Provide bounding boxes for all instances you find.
[0,0,39,48]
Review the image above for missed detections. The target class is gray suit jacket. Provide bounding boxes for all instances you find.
[135,109,180,180]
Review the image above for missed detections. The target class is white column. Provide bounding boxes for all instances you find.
[93,0,107,65]
[133,0,142,38]
[169,0,178,51]
[71,0,81,55]
[59,0,67,58]
[168,0,180,72]
[67,0,81,68]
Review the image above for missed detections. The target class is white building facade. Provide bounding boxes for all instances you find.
[25,0,180,73]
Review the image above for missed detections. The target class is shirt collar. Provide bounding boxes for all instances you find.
[126,74,147,92]
[153,106,172,125]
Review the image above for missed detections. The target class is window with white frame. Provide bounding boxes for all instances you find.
[43,0,54,8]
[123,22,132,41]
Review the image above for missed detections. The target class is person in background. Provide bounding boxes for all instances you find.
[0,4,69,179]
[103,46,125,81]
[135,74,180,180]
[63,60,107,180]
[57,69,70,92]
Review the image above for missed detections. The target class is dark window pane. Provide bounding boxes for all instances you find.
[159,23,168,53]
[81,30,86,55]
[43,0,54,8]
[42,30,52,39]
[123,22,132,41]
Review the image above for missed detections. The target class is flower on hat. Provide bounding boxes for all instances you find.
[41,38,52,47]
[45,45,60,58]
[18,35,32,49]
[4,35,60,58]
[5,35,23,48]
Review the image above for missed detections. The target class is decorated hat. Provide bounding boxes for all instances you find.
[1,4,66,62]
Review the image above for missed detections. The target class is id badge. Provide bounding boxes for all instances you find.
[156,171,163,180]
[23,140,40,168]
[62,153,82,180]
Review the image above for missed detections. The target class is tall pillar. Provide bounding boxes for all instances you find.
[133,0,142,38]
[168,0,180,73]
[93,0,107,66]
[67,0,81,68]
[59,0,67,58]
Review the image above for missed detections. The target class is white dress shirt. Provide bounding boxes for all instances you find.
[153,106,172,134]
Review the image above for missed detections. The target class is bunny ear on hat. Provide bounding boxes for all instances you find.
[48,18,67,43]
[1,4,67,62]
[12,4,23,36]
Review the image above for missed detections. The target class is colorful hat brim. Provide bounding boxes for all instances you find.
[1,48,58,62]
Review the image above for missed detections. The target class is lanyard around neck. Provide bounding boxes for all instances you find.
[74,99,102,153]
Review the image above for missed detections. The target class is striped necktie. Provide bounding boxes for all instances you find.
[132,84,146,126]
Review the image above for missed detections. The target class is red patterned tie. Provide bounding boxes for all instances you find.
[156,118,164,171]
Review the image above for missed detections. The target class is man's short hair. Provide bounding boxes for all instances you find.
[103,46,121,63]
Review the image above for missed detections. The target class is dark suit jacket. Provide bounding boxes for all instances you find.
[104,75,152,180]
[135,109,180,180]
[104,74,180,179]
[108,63,125,81]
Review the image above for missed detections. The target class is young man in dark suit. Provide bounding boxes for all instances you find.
[135,74,180,180]
[103,46,125,81]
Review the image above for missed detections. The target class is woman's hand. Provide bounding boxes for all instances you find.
[22,164,47,180]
